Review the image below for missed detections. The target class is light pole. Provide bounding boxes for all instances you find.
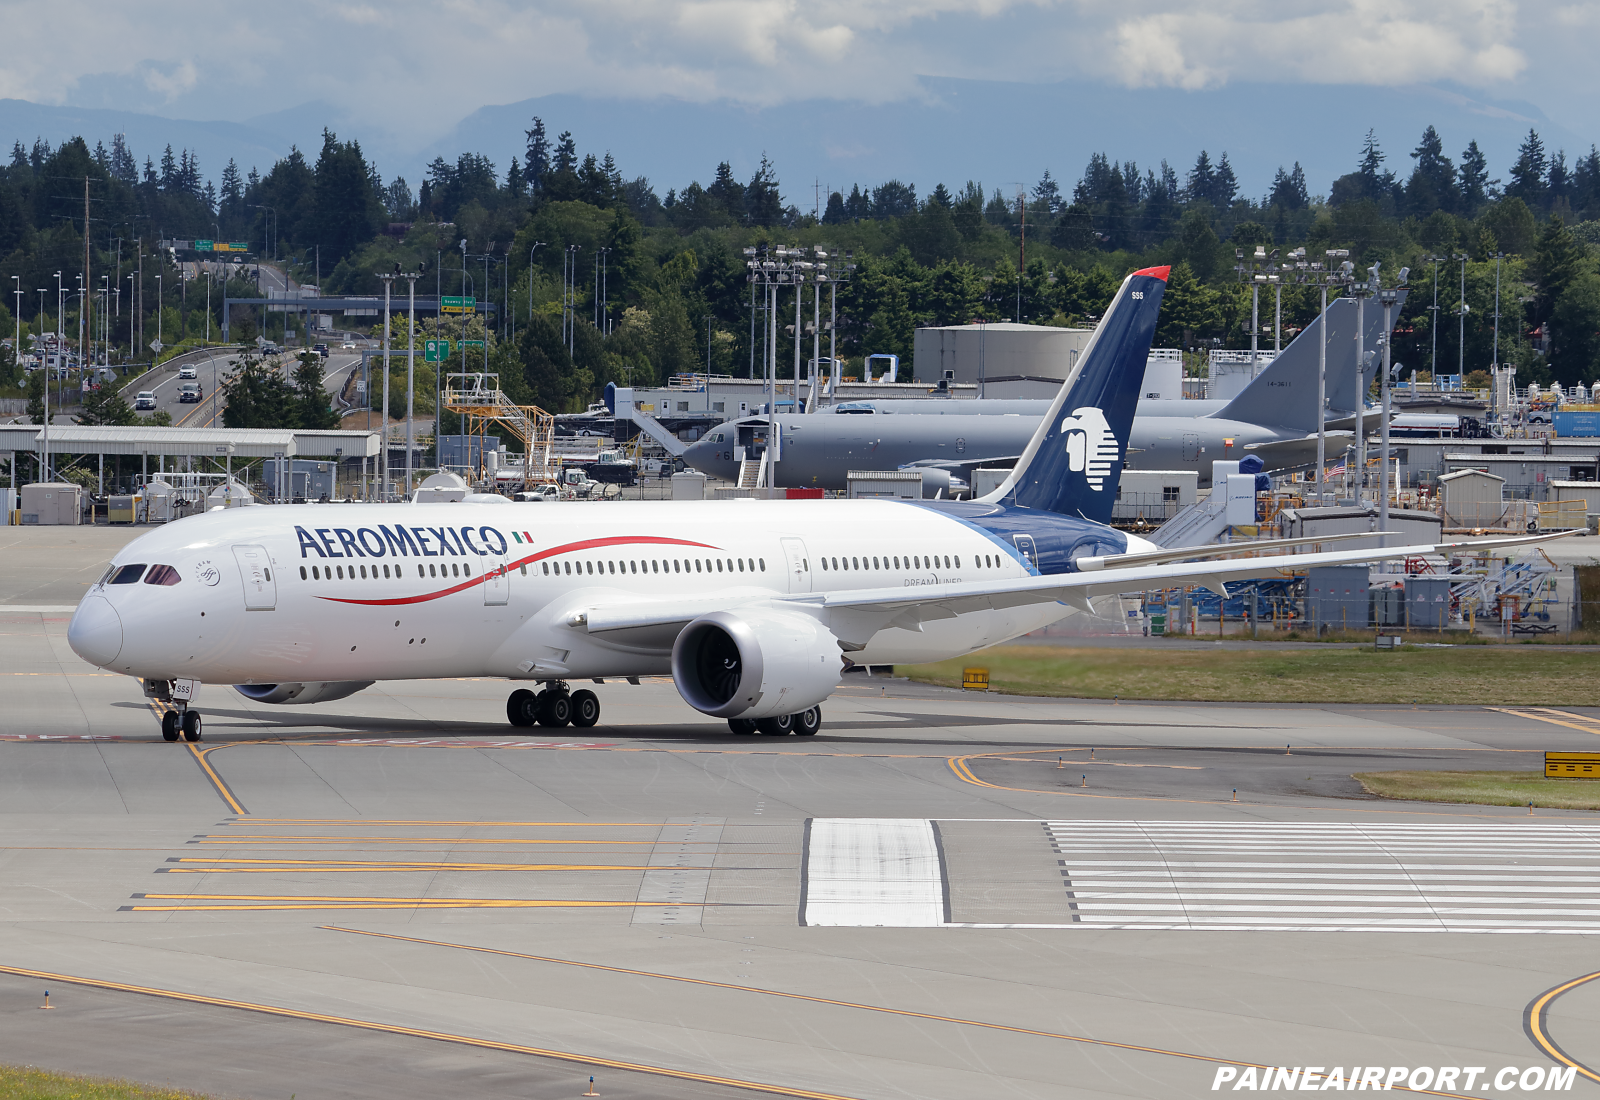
[37,288,49,481]
[378,270,395,500]
[401,265,422,497]
[1425,254,1443,386]
[1234,246,1280,381]
[155,273,162,360]
[10,277,18,374]
[599,246,611,334]
[1376,270,1408,539]
[1455,252,1469,385]
[252,205,276,260]
[1492,250,1505,426]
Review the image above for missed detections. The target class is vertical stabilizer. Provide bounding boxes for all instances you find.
[979,267,1168,521]
[1215,290,1407,431]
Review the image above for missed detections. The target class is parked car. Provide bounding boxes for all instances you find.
[177,382,202,404]
[178,364,197,379]
[134,391,157,410]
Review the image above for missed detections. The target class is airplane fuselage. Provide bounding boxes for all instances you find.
[70,498,1139,691]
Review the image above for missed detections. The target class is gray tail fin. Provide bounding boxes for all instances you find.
[1215,290,1407,431]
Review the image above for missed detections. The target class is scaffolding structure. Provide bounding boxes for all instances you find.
[442,373,556,485]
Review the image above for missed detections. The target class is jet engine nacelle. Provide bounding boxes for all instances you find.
[234,681,375,705]
[671,609,841,720]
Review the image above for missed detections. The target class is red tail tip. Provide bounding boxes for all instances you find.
[1132,265,1171,282]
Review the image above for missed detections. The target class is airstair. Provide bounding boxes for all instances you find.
[442,373,556,483]
[738,457,764,489]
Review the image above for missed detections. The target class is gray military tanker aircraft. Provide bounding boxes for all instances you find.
[683,293,1403,491]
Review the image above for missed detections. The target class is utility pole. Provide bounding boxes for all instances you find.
[404,268,421,498]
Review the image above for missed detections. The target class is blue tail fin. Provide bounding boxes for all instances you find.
[980,266,1167,521]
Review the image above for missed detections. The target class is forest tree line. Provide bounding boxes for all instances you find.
[3,121,1600,416]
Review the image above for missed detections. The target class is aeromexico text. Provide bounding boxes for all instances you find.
[295,525,510,560]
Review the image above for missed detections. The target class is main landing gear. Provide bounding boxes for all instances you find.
[507,683,600,729]
[160,708,202,742]
[728,705,821,738]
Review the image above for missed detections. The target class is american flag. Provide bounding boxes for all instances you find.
[1325,462,1346,477]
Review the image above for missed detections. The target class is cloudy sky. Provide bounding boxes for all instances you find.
[0,0,1593,192]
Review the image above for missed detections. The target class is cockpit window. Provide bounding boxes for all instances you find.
[109,564,147,584]
[144,565,182,586]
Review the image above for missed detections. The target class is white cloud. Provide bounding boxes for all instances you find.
[0,0,1582,148]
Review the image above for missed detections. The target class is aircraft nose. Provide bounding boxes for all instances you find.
[68,594,123,667]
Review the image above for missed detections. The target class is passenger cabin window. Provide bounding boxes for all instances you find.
[109,564,147,584]
[144,565,181,586]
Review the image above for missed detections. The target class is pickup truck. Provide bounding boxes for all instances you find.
[134,391,157,410]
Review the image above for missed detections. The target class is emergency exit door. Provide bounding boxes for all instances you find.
[780,537,812,593]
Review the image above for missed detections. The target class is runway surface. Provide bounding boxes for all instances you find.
[2,531,1599,1097]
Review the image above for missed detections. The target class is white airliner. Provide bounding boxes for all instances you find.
[67,267,1550,742]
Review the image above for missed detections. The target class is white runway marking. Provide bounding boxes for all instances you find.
[1048,821,1600,933]
[802,819,946,927]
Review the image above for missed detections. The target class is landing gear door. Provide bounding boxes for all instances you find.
[233,544,277,610]
[483,549,509,606]
[1012,535,1038,572]
[779,537,812,593]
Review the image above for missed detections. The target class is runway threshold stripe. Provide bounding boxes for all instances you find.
[1489,708,1600,737]
[189,837,678,845]
[0,963,863,1100]
[319,927,1474,1098]
[160,860,657,872]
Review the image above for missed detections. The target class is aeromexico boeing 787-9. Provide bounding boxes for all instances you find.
[66,268,1544,741]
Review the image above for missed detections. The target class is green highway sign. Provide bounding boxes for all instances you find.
[193,239,214,252]
[459,340,486,350]
[440,295,477,314]
[424,339,451,362]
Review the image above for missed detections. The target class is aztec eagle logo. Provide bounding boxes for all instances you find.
[1060,406,1117,491]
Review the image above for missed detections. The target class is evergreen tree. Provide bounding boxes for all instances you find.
[92,140,109,171]
[1547,150,1571,213]
[219,160,243,210]
[222,351,293,428]
[159,145,178,190]
[1184,151,1216,206]
[109,134,136,184]
[524,117,550,195]
[1508,129,1548,211]
[9,141,26,171]
[1031,170,1061,214]
[822,191,846,224]
[1459,140,1491,215]
[707,162,745,221]
[1406,126,1456,216]
[312,129,382,264]
[505,156,525,201]
[1531,215,1583,329]
[844,183,869,221]
[1208,153,1235,208]
[553,131,577,174]
[290,352,340,429]
[1573,147,1600,221]
[745,154,782,226]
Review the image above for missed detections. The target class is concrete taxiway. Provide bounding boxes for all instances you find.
[2,528,1599,1098]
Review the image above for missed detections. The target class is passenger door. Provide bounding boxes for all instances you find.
[780,537,812,593]
[1013,535,1038,571]
[1182,433,1201,463]
[482,547,509,606]
[232,545,277,611]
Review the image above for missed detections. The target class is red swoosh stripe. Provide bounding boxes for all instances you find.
[317,535,721,607]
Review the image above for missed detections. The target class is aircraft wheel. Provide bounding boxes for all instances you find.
[507,688,537,727]
[727,718,757,735]
[756,713,794,736]
[793,706,822,737]
[539,690,573,728]
[161,711,180,742]
[570,689,600,728]
[182,712,202,742]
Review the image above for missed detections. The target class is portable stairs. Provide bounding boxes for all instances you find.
[738,456,765,489]
[442,373,556,484]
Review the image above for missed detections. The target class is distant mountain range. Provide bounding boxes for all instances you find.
[3,78,1585,211]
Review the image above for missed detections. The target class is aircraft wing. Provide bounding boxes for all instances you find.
[1241,432,1354,467]
[576,533,1568,645]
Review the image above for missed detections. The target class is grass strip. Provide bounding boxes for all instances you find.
[901,644,1600,705]
[1354,771,1600,811]
[0,1066,213,1100]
